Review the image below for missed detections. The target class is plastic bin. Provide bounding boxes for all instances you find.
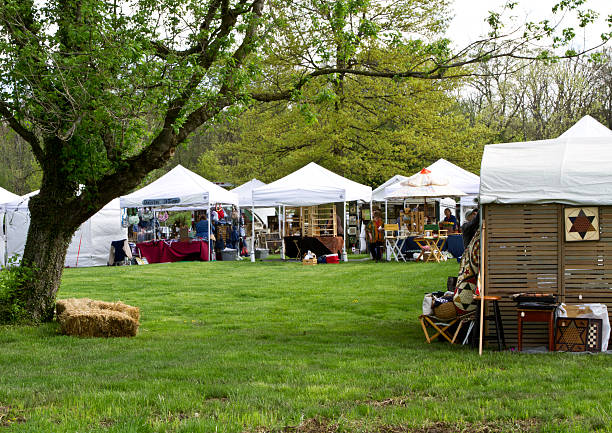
[255,248,269,259]
[221,249,237,261]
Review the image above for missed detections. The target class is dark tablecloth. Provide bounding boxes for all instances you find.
[284,236,344,258]
[137,240,210,263]
[401,234,464,261]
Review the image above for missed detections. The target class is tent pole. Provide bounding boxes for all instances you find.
[478,206,485,356]
[208,204,211,262]
[281,205,286,260]
[3,213,7,268]
[385,200,388,224]
[153,210,157,241]
[342,201,347,262]
[251,205,256,262]
[278,206,284,260]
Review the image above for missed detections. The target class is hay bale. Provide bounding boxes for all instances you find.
[88,300,140,322]
[56,298,139,338]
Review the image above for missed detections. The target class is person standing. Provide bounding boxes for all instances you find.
[441,208,458,231]
[195,214,209,240]
[366,212,385,262]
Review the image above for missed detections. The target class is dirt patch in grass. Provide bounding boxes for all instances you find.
[363,392,445,407]
[377,419,540,433]
[99,417,116,428]
[0,405,26,427]
[248,417,540,433]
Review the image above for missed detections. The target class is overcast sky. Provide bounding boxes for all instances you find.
[446,0,611,50]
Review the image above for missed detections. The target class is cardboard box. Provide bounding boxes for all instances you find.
[564,304,593,318]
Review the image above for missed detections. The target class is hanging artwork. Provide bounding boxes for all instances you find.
[564,207,599,242]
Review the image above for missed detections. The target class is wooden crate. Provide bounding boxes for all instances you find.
[302,257,317,265]
[400,210,424,234]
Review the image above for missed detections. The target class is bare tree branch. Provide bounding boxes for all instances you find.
[0,101,44,163]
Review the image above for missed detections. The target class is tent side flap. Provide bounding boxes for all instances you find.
[253,186,346,207]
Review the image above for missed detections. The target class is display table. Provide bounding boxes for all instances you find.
[401,234,464,261]
[137,240,210,263]
[284,236,344,259]
[414,236,448,262]
[517,308,555,352]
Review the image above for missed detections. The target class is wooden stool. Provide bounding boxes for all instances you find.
[474,296,506,351]
[517,308,555,352]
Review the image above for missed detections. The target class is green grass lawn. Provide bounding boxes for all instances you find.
[1,260,611,433]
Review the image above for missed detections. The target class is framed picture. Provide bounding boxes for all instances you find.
[349,204,356,214]
[564,207,599,242]
[361,208,371,220]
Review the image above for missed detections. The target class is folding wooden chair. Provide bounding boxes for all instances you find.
[384,224,405,261]
[419,312,475,344]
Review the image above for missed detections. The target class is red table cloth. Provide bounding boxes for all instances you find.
[136,240,210,263]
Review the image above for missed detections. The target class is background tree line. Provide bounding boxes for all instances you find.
[0,0,608,322]
[1,49,610,195]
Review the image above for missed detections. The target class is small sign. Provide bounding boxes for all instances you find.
[143,198,180,206]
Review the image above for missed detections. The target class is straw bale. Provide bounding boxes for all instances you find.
[88,300,140,322]
[56,298,140,338]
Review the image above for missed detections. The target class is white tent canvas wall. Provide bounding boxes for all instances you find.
[4,195,126,268]
[0,186,20,267]
[0,186,19,210]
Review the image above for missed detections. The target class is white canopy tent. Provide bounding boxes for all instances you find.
[477,115,612,355]
[480,115,612,206]
[427,159,479,209]
[120,165,238,261]
[0,187,21,267]
[231,179,279,258]
[120,164,238,209]
[375,159,479,223]
[231,179,276,223]
[371,175,409,202]
[3,193,126,268]
[252,162,372,262]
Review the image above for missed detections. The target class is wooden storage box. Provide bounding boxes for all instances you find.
[555,317,603,352]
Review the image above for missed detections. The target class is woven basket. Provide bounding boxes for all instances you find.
[302,255,317,265]
[433,301,457,320]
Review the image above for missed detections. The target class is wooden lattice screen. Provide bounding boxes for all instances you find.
[301,205,336,237]
[484,204,612,348]
[563,207,612,313]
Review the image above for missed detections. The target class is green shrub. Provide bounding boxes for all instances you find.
[0,255,35,324]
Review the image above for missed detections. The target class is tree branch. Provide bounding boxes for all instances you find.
[0,101,44,163]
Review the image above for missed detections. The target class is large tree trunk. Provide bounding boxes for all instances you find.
[18,194,80,323]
